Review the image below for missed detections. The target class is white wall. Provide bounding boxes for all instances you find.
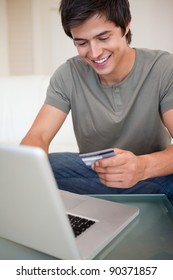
[31,0,77,75]
[0,0,173,76]
[130,0,173,53]
[33,0,173,75]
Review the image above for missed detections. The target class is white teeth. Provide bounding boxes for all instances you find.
[94,56,109,64]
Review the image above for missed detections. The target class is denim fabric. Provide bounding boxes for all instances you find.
[48,152,173,205]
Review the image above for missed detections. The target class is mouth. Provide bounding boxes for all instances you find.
[92,54,112,65]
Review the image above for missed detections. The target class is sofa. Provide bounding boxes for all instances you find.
[0,75,78,153]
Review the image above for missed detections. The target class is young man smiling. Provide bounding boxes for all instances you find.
[71,14,134,85]
[21,0,173,204]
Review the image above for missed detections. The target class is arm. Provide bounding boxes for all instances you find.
[20,104,68,153]
[92,109,173,188]
[140,109,173,178]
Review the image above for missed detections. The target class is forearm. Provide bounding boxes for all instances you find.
[139,145,173,179]
[20,132,49,154]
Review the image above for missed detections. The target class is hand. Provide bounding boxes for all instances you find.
[92,148,147,188]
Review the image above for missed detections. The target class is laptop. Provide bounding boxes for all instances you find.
[0,144,139,259]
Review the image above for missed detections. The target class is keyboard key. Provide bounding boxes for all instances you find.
[68,214,95,237]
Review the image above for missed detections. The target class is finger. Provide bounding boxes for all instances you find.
[93,163,126,174]
[93,157,118,168]
[114,148,124,154]
[98,172,125,182]
[100,178,124,188]
[93,165,113,173]
[95,151,129,168]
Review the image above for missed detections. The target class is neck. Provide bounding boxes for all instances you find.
[99,48,136,86]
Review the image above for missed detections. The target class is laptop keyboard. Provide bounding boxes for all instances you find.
[68,214,96,237]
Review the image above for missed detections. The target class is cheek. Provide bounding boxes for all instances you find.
[107,35,124,51]
[76,47,87,58]
[108,41,120,52]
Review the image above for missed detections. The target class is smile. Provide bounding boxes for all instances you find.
[92,54,111,65]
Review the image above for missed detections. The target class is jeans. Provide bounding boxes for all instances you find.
[48,152,173,205]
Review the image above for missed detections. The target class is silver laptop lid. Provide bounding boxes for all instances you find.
[0,144,139,260]
[0,145,81,259]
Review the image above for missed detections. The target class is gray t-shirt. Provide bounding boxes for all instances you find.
[45,48,173,154]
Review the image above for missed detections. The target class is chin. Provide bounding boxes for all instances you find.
[95,67,113,77]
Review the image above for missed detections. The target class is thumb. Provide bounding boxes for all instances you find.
[114,148,125,155]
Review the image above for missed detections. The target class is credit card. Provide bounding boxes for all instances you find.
[79,148,115,166]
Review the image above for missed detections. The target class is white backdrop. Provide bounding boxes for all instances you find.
[0,0,173,76]
[34,0,173,75]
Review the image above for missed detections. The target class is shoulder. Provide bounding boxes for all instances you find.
[136,48,173,65]
[56,55,90,75]
[134,48,173,78]
[50,55,92,84]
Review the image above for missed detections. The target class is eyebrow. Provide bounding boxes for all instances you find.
[73,30,111,42]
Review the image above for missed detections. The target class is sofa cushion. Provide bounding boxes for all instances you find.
[0,75,78,152]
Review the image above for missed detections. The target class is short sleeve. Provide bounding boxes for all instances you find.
[159,53,173,114]
[45,63,72,113]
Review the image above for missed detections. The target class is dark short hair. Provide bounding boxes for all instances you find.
[59,0,132,44]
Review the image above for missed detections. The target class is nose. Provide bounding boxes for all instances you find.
[89,41,103,59]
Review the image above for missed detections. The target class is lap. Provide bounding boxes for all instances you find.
[48,152,173,204]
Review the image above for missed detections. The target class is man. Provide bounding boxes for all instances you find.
[21,0,173,204]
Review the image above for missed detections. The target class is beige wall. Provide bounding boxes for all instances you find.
[6,0,33,75]
[130,0,173,51]
[0,0,9,75]
[0,0,173,76]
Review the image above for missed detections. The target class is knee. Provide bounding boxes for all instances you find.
[48,153,60,171]
[48,152,80,171]
[166,176,173,204]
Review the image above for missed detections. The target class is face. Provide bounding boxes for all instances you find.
[71,14,130,84]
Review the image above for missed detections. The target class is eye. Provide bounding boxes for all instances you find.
[99,37,109,41]
[74,41,88,47]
